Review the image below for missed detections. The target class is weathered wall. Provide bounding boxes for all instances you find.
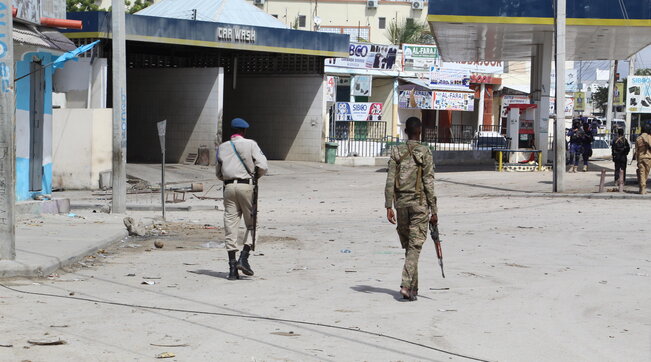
[52,108,112,190]
[223,74,325,162]
[127,68,224,163]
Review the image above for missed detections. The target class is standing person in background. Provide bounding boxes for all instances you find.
[568,123,582,173]
[579,124,594,172]
[611,128,630,184]
[635,125,651,195]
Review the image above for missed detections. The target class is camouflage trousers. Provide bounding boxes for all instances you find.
[396,205,429,291]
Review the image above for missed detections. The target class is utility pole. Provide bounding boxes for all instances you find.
[0,1,15,260]
[606,60,617,131]
[111,0,127,213]
[477,83,486,133]
[553,0,566,192]
[625,56,635,134]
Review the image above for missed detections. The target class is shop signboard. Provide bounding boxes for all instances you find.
[325,43,398,70]
[432,91,474,111]
[351,75,372,96]
[627,76,651,113]
[549,96,574,117]
[574,92,586,112]
[398,90,433,109]
[430,67,471,91]
[613,82,624,106]
[402,44,439,72]
[441,61,504,74]
[335,102,383,121]
[501,95,531,117]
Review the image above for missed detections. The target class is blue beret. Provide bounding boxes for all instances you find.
[231,118,249,129]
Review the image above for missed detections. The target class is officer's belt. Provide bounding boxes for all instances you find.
[224,178,253,185]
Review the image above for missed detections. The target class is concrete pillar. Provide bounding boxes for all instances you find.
[477,83,486,132]
[534,33,553,164]
[392,78,399,138]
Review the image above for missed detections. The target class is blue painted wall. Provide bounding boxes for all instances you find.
[15,51,55,201]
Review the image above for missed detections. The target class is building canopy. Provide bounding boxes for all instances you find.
[427,0,651,61]
[64,11,348,57]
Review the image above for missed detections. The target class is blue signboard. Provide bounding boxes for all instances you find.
[63,12,349,57]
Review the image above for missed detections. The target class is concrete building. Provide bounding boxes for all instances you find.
[248,0,429,44]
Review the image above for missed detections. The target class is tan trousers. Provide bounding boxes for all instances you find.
[638,159,651,194]
[223,183,254,251]
[396,205,429,291]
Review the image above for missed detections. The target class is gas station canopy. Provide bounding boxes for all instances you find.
[427,0,651,61]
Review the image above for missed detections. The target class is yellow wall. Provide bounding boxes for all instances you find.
[249,0,429,44]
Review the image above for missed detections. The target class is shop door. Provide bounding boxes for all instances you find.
[29,61,45,192]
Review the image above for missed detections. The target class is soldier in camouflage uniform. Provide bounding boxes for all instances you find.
[384,117,438,301]
[636,125,651,195]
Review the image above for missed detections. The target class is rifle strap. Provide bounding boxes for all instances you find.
[230,140,254,178]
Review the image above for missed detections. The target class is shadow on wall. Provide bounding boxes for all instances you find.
[223,75,323,161]
[126,68,222,163]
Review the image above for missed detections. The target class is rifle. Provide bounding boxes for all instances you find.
[250,172,259,251]
[429,221,445,278]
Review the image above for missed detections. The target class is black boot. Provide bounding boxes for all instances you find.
[237,246,254,276]
[227,251,239,280]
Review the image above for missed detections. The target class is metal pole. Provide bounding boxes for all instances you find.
[111,0,127,213]
[477,83,485,132]
[606,60,616,132]
[553,0,566,192]
[625,56,634,134]
[0,1,15,260]
[161,147,165,221]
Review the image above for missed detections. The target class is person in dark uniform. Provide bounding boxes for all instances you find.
[611,128,630,184]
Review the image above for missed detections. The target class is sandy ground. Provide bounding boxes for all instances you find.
[1,161,650,362]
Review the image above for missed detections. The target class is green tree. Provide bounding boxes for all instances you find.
[127,0,154,14]
[635,68,651,76]
[591,86,608,114]
[386,19,433,46]
[66,0,101,12]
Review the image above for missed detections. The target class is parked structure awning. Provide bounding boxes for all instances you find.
[63,11,349,57]
[13,23,76,52]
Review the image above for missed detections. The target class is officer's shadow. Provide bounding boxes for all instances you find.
[188,269,253,281]
[350,285,431,301]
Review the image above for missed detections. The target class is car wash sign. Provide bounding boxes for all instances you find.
[627,76,651,113]
[217,26,256,43]
[335,102,383,121]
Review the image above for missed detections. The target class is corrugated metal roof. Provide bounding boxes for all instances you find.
[136,0,287,29]
[13,23,76,52]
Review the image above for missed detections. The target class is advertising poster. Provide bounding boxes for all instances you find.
[613,82,624,106]
[335,102,383,121]
[398,90,433,109]
[430,67,471,91]
[351,75,372,97]
[402,44,439,72]
[432,91,474,111]
[549,96,574,117]
[627,76,651,113]
[501,95,531,117]
[325,43,398,70]
[574,92,586,112]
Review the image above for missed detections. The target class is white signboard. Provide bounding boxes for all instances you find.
[441,61,504,74]
[325,76,336,102]
[335,102,383,121]
[627,76,651,113]
[325,43,399,70]
[549,96,574,117]
[430,67,471,91]
[402,44,440,72]
[351,75,372,97]
[501,95,531,117]
[432,91,474,111]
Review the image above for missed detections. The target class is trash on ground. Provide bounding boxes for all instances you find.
[438,309,458,312]
[141,281,156,285]
[123,217,147,237]
[126,273,136,277]
[150,343,189,347]
[270,331,300,337]
[49,325,69,328]
[288,267,308,272]
[0,343,12,348]
[28,338,66,346]
[154,241,164,249]
[429,288,450,291]
[344,270,357,273]
[143,276,162,279]
[340,249,352,253]
[155,352,176,358]
[201,241,224,248]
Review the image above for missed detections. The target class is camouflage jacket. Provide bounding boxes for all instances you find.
[636,133,651,161]
[384,140,437,213]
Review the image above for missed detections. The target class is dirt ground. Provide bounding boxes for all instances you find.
[1,161,650,362]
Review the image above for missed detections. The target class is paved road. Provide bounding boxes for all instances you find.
[1,161,649,361]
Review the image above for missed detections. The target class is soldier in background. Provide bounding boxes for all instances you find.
[384,117,438,301]
[635,125,651,195]
[611,128,630,184]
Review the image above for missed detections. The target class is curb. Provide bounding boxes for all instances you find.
[472,192,650,200]
[70,203,219,212]
[0,229,129,279]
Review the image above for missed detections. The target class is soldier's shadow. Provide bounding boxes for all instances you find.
[188,269,253,281]
[350,285,431,301]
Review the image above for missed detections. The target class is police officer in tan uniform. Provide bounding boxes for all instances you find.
[384,117,437,301]
[216,118,268,280]
[635,125,651,195]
